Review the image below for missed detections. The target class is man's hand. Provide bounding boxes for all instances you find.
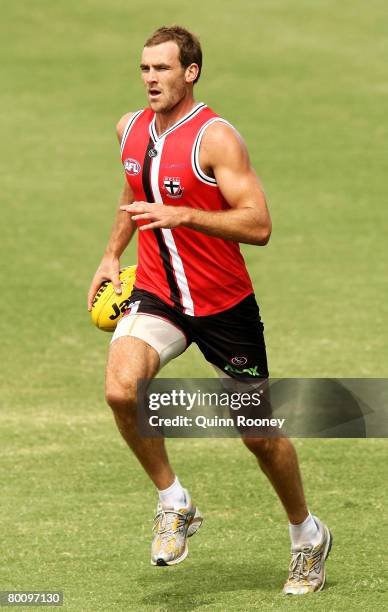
[120,202,187,231]
[87,256,121,311]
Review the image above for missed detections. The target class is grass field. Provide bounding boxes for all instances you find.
[1,1,387,610]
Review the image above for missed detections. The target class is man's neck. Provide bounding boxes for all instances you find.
[154,96,197,136]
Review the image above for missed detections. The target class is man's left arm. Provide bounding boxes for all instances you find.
[120,122,271,246]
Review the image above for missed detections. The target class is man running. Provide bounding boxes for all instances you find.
[87,25,332,594]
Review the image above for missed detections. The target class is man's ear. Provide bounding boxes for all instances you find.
[185,63,199,84]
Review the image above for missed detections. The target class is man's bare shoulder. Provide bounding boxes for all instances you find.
[116,112,136,143]
[200,119,249,167]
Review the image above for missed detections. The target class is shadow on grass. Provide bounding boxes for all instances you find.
[139,559,285,610]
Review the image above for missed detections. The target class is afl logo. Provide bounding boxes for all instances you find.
[231,356,248,366]
[124,158,141,176]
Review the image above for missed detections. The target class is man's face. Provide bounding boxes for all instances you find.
[140,41,189,113]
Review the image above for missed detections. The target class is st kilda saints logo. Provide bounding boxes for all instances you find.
[163,176,184,199]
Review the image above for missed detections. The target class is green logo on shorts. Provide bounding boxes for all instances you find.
[224,364,261,377]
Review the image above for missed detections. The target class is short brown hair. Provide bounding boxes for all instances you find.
[144,25,202,84]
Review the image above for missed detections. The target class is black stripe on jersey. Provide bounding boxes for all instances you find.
[141,138,184,312]
[141,138,154,202]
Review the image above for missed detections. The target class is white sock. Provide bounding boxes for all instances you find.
[289,512,321,548]
[158,476,187,510]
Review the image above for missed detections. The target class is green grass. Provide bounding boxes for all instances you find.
[1,0,387,610]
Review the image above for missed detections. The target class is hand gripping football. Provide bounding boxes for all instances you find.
[91,265,137,331]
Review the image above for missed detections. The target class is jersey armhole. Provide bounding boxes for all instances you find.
[191,117,234,186]
[120,110,143,155]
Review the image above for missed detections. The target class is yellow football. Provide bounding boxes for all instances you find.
[91,265,137,332]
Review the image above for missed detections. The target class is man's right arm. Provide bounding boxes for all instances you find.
[87,113,136,311]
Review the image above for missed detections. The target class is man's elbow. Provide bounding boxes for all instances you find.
[253,222,272,246]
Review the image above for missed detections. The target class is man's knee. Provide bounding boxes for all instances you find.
[242,436,279,459]
[105,381,137,418]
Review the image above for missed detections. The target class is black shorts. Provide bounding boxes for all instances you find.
[128,288,269,380]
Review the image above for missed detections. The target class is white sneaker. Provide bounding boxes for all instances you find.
[283,516,333,595]
[151,490,203,566]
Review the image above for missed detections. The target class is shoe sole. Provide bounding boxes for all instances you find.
[316,526,333,593]
[152,507,203,567]
[187,507,203,537]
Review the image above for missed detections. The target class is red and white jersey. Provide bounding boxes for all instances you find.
[120,102,254,316]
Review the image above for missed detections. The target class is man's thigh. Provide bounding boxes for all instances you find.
[106,311,188,397]
[106,335,161,397]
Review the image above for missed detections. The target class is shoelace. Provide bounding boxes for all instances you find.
[153,510,186,543]
[288,547,322,580]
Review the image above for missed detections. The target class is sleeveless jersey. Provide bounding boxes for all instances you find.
[120,102,254,316]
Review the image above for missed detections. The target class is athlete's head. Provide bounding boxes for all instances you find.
[141,26,202,113]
